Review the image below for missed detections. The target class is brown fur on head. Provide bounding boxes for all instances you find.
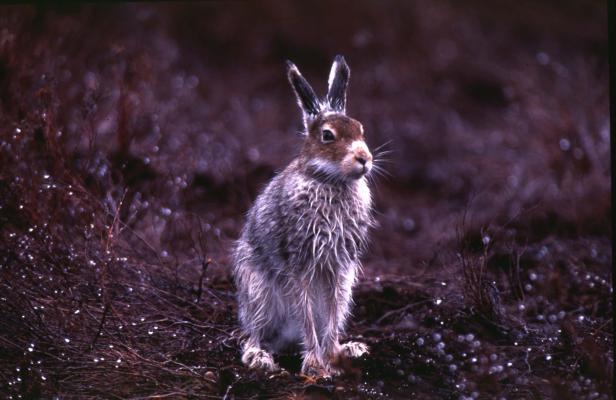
[287,56,372,181]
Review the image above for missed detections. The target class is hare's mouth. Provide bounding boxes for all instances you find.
[347,160,372,179]
[361,162,372,175]
[305,157,372,182]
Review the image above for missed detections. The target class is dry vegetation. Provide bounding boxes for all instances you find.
[0,1,611,399]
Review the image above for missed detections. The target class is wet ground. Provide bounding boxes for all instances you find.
[0,1,611,398]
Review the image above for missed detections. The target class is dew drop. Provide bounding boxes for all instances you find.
[559,138,571,151]
[536,52,550,65]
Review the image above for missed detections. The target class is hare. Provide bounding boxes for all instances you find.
[233,55,374,376]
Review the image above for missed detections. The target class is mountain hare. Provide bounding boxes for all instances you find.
[233,55,374,376]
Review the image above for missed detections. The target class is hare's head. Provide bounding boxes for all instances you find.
[287,55,372,181]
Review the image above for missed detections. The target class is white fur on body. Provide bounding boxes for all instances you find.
[233,158,373,375]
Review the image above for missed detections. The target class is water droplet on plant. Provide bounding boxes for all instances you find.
[559,138,571,151]
[536,52,550,65]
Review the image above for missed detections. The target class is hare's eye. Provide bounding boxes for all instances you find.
[321,129,335,143]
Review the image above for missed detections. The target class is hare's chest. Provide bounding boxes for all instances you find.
[284,178,372,266]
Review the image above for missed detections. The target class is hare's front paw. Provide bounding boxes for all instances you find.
[241,346,279,372]
[340,341,369,358]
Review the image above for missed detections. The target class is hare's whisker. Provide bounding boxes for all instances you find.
[373,139,393,152]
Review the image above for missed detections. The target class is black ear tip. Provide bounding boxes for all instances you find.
[285,60,297,72]
[334,54,347,65]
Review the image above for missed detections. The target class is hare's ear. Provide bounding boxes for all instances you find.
[286,61,321,127]
[326,55,350,113]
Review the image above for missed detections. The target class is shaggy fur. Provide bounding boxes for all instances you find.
[233,55,374,376]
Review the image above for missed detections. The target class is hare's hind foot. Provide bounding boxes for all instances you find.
[241,345,279,372]
[340,341,369,358]
[301,351,341,378]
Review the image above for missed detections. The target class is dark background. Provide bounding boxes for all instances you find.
[0,1,611,398]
